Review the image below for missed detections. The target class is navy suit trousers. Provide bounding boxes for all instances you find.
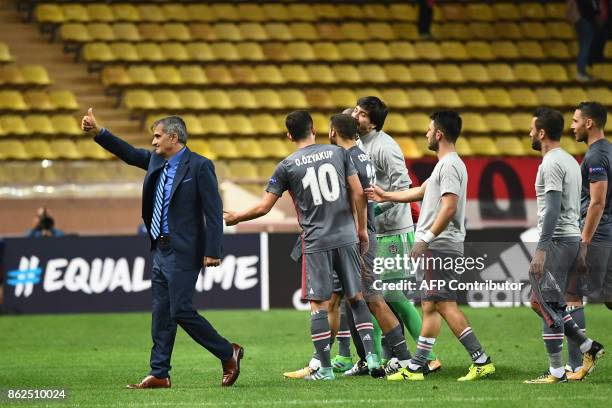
[149,242,233,378]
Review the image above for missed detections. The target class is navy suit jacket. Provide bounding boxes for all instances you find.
[95,129,223,270]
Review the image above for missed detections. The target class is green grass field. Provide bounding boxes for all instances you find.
[0,306,610,407]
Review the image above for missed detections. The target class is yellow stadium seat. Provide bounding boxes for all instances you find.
[250,115,282,135]
[311,113,329,135]
[409,64,438,83]
[593,64,612,81]
[440,4,466,21]
[560,137,581,156]
[236,42,265,61]
[406,89,435,108]
[254,89,284,109]
[88,23,114,41]
[124,90,155,111]
[61,4,88,22]
[277,89,307,109]
[0,115,29,135]
[313,42,340,61]
[50,139,81,159]
[509,88,539,107]
[230,66,258,84]
[440,41,469,60]
[152,91,182,111]
[392,22,419,40]
[24,139,55,159]
[492,3,520,20]
[181,114,204,136]
[240,23,268,41]
[203,90,233,109]
[264,23,292,41]
[470,137,499,156]
[388,41,416,60]
[358,65,387,83]
[465,41,495,60]
[86,4,114,22]
[205,66,233,84]
[517,41,545,59]
[199,114,228,134]
[260,139,291,158]
[164,23,191,41]
[495,22,523,40]
[211,4,240,21]
[228,162,259,181]
[389,4,417,21]
[396,137,422,159]
[226,115,256,136]
[331,89,358,108]
[109,43,138,61]
[178,90,207,110]
[487,63,516,82]
[332,65,361,83]
[434,23,471,41]
[540,64,569,82]
[153,65,183,85]
[521,22,548,40]
[0,65,24,84]
[237,4,266,22]
[110,4,140,22]
[255,65,284,84]
[461,64,490,83]
[262,4,290,21]
[76,139,112,159]
[0,90,27,111]
[546,22,574,40]
[135,43,163,62]
[535,88,564,107]
[36,4,64,24]
[520,3,546,20]
[514,63,543,82]
[137,5,163,22]
[211,43,239,61]
[385,114,410,133]
[158,43,188,62]
[209,138,240,159]
[179,65,208,85]
[467,4,494,21]
[339,4,365,19]
[228,89,257,109]
[586,88,612,105]
[305,89,333,109]
[60,23,91,42]
[184,139,213,157]
[496,137,526,156]
[281,65,310,83]
[381,89,411,108]
[182,4,212,22]
[138,24,166,42]
[405,113,431,133]
[384,64,413,83]
[25,114,54,135]
[127,66,157,85]
[605,42,612,58]
[23,91,53,111]
[363,42,392,61]
[0,140,29,159]
[160,4,188,22]
[510,113,532,132]
[287,4,316,21]
[492,41,520,59]
[484,113,514,133]
[256,160,279,179]
[458,88,487,107]
[543,41,571,59]
[545,3,566,20]
[185,43,214,62]
[233,139,264,160]
[462,113,488,133]
[414,137,436,157]
[367,23,395,40]
[213,23,241,41]
[189,23,215,41]
[469,22,496,40]
[456,138,474,157]
[433,89,462,108]
[414,42,442,60]
[0,42,13,63]
[561,87,589,106]
[291,23,318,41]
[484,88,514,108]
[286,42,316,61]
[20,65,50,86]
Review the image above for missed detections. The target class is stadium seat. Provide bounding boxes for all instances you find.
[228,161,260,181]
[332,65,361,83]
[470,137,499,156]
[0,115,30,135]
[586,88,612,105]
[396,137,422,159]
[432,89,462,108]
[139,24,166,42]
[109,43,138,62]
[469,22,496,40]
[211,43,239,61]
[560,137,581,156]
[385,113,409,133]
[0,65,24,85]
[291,23,318,41]
[495,23,522,40]
[593,64,612,81]
[461,113,488,133]
[159,43,188,62]
[367,23,395,41]
[561,88,589,106]
[358,65,387,83]
[406,89,435,108]
[414,137,436,157]
[236,43,265,61]
[492,41,519,59]
[487,64,516,82]
[186,139,215,158]
[61,4,89,22]
[36,4,65,24]
[510,113,533,133]
[546,22,574,40]
[127,66,157,85]
[517,41,545,59]
[135,43,164,62]
[237,4,266,22]
[178,90,207,110]
[205,66,233,84]
[461,64,490,83]
[384,64,413,83]
[230,66,258,84]
[336,42,366,61]
[203,90,233,109]
[51,115,81,136]
[0,140,29,159]
[185,43,214,61]
[381,89,411,108]
[60,23,91,42]
[509,88,539,107]
[543,41,571,59]
[240,23,268,41]
[484,88,514,108]
[389,41,416,60]
[255,65,284,84]
[111,4,140,22]
[165,23,192,41]
[209,138,240,159]
[405,113,431,133]
[455,138,474,157]
[409,64,438,83]
[535,88,564,107]
[76,139,112,160]
[24,139,55,159]
[233,138,264,159]
[484,113,514,133]
[200,114,228,134]
[521,22,548,40]
[364,42,392,61]
[256,160,279,179]
[330,89,357,108]
[0,90,27,111]
[226,115,255,136]
[467,4,494,21]
[137,5,164,22]
[23,91,53,111]
[539,64,569,82]
[281,65,311,83]
[50,139,81,159]
[496,137,526,156]
[414,42,442,60]
[88,23,115,41]
[124,90,156,111]
[228,89,257,109]
[214,23,242,41]
[305,89,333,108]
[313,42,341,61]
[0,42,13,63]
[492,3,520,20]
[440,42,469,60]
[465,41,495,60]
[457,88,487,107]
[514,63,543,82]
[86,4,114,22]
[390,4,417,21]
[179,65,208,84]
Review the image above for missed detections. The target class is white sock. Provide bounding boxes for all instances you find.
[408,361,421,371]
[399,359,410,368]
[549,366,565,378]
[474,353,488,364]
[579,339,593,353]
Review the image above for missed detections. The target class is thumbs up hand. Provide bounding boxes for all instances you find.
[82,107,100,134]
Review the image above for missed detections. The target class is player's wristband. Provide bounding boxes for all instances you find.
[420,230,436,244]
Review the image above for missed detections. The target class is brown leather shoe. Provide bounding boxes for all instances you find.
[221,343,244,387]
[126,375,171,389]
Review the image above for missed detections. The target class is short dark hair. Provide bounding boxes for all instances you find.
[356,96,388,131]
[534,107,564,141]
[430,110,462,143]
[151,115,188,144]
[330,113,358,140]
[285,110,313,141]
[577,101,607,129]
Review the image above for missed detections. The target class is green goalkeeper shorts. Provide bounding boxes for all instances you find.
[376,231,415,282]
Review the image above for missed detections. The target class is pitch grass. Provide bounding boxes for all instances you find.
[0,306,610,408]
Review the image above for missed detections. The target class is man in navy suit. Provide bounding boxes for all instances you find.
[82,108,243,388]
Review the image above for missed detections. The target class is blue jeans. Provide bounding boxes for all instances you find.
[575,19,595,75]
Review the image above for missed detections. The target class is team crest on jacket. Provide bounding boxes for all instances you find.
[388,243,398,254]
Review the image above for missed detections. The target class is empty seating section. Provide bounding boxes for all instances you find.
[3,1,610,188]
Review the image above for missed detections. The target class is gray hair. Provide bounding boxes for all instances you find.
[151,116,188,145]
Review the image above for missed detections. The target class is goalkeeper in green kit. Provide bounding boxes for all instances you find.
[344,96,441,374]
